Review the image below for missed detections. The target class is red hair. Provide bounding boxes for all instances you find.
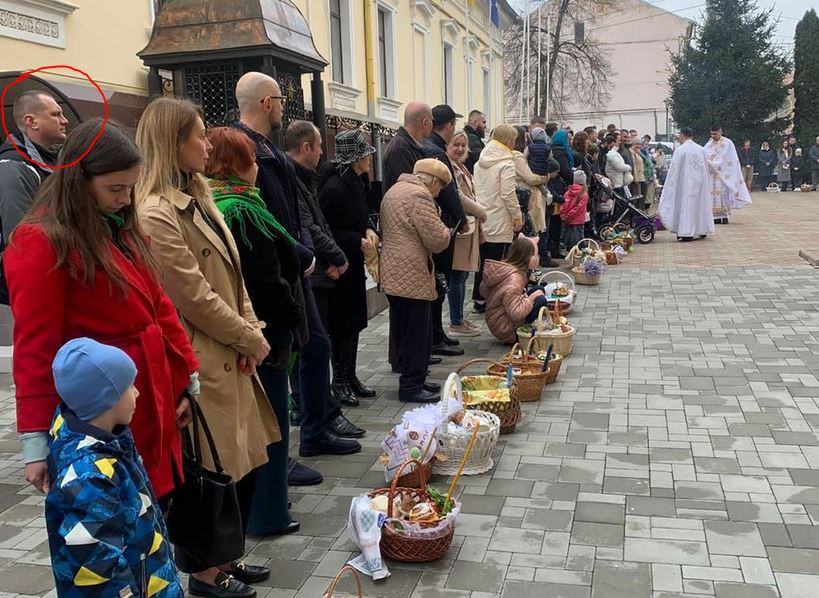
[205,127,256,179]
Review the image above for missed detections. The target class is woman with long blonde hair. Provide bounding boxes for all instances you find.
[136,97,279,598]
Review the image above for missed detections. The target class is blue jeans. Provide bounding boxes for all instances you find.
[564,224,584,251]
[538,231,549,260]
[447,270,469,325]
[525,295,550,323]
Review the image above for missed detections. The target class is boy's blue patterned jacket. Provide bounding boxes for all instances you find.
[45,404,183,598]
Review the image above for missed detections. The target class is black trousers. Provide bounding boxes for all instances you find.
[472,242,509,303]
[387,295,431,399]
[296,281,330,443]
[306,286,342,420]
[175,468,258,573]
[548,213,562,255]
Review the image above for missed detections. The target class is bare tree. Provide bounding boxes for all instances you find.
[504,0,613,122]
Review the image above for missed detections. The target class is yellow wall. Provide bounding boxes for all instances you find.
[0,0,152,95]
[296,0,507,127]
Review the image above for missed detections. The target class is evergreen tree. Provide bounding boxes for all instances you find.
[792,9,819,150]
[668,0,790,145]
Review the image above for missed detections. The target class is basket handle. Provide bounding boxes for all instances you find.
[456,358,500,375]
[574,238,600,253]
[507,342,523,359]
[324,564,363,598]
[537,270,575,291]
[536,306,550,328]
[440,372,462,419]
[387,458,425,518]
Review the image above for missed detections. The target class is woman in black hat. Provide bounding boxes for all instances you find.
[317,129,378,403]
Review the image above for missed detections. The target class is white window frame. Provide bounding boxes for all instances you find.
[443,42,454,105]
[413,24,429,101]
[482,66,491,123]
[376,3,397,99]
[328,0,355,86]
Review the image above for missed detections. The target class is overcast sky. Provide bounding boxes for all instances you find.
[508,1,814,50]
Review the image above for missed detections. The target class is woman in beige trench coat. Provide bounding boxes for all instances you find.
[446,130,487,338]
[136,97,279,598]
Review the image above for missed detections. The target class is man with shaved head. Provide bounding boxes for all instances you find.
[233,73,361,487]
[464,110,487,173]
[0,90,67,248]
[382,101,433,192]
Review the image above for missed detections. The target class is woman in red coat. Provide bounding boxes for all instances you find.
[5,119,198,499]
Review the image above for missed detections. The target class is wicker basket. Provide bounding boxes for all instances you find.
[604,250,618,266]
[396,457,434,488]
[323,565,362,597]
[500,338,564,381]
[569,238,601,269]
[456,358,520,434]
[537,270,576,315]
[528,326,576,357]
[572,265,602,286]
[433,374,500,476]
[489,337,563,399]
[368,459,458,562]
[600,241,612,251]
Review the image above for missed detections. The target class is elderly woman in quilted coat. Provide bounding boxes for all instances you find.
[379,158,452,404]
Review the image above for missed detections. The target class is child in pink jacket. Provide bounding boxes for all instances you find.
[560,170,589,250]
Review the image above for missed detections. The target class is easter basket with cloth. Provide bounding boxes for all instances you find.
[432,374,500,476]
[517,305,576,356]
[567,238,601,269]
[572,255,604,286]
[455,358,520,433]
[367,459,462,562]
[537,270,576,314]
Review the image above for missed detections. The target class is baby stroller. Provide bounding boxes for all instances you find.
[596,177,658,244]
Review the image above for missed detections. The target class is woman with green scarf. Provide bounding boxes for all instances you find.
[205,126,304,537]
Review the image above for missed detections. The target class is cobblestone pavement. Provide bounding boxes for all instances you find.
[1,191,819,597]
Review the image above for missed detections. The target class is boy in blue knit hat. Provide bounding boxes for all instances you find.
[45,337,182,598]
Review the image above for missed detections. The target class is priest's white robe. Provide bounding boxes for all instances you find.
[659,139,715,238]
[704,136,752,219]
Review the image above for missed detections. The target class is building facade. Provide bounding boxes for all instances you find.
[296,0,516,133]
[0,0,157,133]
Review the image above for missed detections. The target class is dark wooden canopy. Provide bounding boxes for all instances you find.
[138,0,327,73]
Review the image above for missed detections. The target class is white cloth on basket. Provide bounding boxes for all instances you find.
[347,496,390,580]
[704,136,752,219]
[658,139,715,238]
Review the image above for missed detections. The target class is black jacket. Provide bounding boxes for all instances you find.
[317,163,370,336]
[738,147,754,168]
[232,122,315,272]
[217,186,307,352]
[0,133,57,246]
[463,124,485,174]
[382,127,425,192]
[527,140,551,176]
[420,131,466,229]
[551,144,573,189]
[289,157,347,289]
[421,132,467,272]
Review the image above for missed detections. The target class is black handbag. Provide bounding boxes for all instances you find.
[166,397,245,569]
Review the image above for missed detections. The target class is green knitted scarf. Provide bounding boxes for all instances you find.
[208,177,296,249]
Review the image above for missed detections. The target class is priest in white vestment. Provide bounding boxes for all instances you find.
[659,128,715,241]
[704,126,752,223]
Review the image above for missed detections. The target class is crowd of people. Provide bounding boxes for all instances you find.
[0,77,808,597]
[737,135,819,192]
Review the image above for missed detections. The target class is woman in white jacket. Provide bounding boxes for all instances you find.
[471,124,521,313]
[605,136,632,192]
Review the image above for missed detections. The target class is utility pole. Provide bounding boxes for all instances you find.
[545,13,550,122]
[536,1,542,117]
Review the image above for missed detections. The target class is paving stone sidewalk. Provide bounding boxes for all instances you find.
[0,192,818,597]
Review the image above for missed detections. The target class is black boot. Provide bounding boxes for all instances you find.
[346,333,375,398]
[331,338,358,407]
